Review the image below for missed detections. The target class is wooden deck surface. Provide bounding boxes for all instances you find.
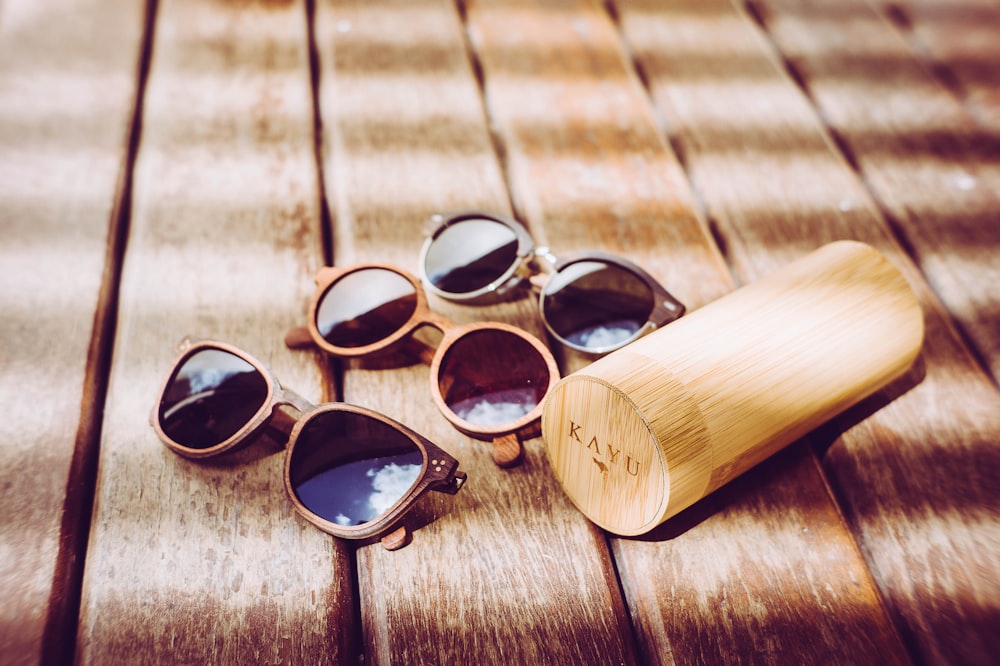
[2,0,998,664]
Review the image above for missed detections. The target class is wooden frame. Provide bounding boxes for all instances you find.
[287,264,561,468]
[420,210,686,353]
[151,338,467,549]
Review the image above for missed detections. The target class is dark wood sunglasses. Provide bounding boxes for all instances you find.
[151,338,467,550]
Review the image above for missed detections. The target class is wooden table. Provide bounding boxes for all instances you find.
[3,0,998,663]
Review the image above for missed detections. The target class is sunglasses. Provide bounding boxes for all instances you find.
[284,264,561,468]
[419,210,686,355]
[151,338,467,550]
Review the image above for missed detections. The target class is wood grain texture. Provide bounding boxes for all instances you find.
[0,0,144,662]
[5,0,993,663]
[77,1,357,663]
[613,0,1000,662]
[753,0,1000,390]
[466,0,910,662]
[314,0,637,663]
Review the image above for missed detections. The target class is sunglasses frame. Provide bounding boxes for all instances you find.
[538,250,687,354]
[288,264,561,467]
[419,210,686,354]
[151,338,467,548]
[419,210,536,303]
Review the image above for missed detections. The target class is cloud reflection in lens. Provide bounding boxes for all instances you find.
[288,410,424,526]
[158,349,269,449]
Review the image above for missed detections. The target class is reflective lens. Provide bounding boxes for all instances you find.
[158,348,268,449]
[542,260,653,350]
[437,330,550,426]
[316,268,417,348]
[288,410,424,527]
[424,218,519,295]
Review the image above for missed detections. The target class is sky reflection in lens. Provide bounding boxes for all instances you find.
[542,260,652,350]
[425,218,518,294]
[437,330,550,427]
[317,268,417,348]
[295,458,422,526]
[447,388,541,425]
[289,410,424,526]
[159,349,268,449]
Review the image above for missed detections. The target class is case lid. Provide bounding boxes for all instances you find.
[541,351,712,536]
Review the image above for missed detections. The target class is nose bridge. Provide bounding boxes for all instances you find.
[533,245,559,269]
[273,385,315,415]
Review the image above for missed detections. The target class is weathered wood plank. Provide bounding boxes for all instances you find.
[465,0,910,663]
[77,1,357,663]
[0,0,145,662]
[313,1,637,663]
[614,0,1000,662]
[885,0,1000,133]
[752,0,1000,390]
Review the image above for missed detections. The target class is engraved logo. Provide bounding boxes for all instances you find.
[568,421,640,476]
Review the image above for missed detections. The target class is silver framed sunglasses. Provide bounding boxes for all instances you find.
[419,210,686,355]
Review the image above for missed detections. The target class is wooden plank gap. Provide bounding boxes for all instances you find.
[750,0,1000,389]
[603,0,745,285]
[305,0,336,269]
[882,3,983,126]
[454,0,532,229]
[38,2,160,664]
[737,0,999,389]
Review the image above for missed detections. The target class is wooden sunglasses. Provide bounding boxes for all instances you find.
[151,338,467,550]
[285,264,561,468]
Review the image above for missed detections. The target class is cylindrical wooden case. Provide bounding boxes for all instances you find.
[541,241,924,536]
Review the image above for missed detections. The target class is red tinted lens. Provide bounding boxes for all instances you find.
[436,329,551,427]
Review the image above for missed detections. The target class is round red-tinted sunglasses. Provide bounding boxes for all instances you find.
[419,210,686,355]
[285,264,560,468]
[151,338,466,550]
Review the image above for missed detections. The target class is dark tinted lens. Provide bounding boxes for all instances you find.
[288,410,424,527]
[316,268,417,348]
[437,329,550,426]
[542,260,653,350]
[158,348,268,449]
[424,218,519,294]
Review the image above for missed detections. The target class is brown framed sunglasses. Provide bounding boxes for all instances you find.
[151,338,466,550]
[419,210,686,355]
[284,264,561,468]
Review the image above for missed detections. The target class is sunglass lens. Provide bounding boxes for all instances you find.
[542,260,653,350]
[158,349,269,449]
[316,268,417,348]
[288,411,424,526]
[424,217,518,295]
[437,330,550,426]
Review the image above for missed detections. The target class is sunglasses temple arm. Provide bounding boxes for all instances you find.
[284,326,316,350]
[491,432,523,468]
[433,469,468,495]
[380,526,412,551]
